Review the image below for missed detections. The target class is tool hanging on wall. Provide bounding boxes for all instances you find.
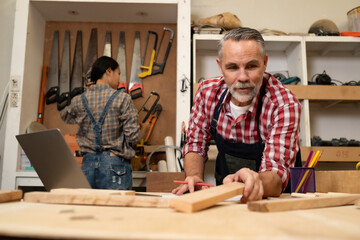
[45,30,59,104]
[138,91,160,123]
[117,31,127,92]
[103,31,112,57]
[152,27,174,75]
[142,104,162,143]
[138,31,158,78]
[37,66,48,123]
[129,31,143,99]
[70,30,84,99]
[57,30,71,110]
[83,28,98,85]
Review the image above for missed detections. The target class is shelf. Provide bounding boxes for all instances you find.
[286,85,360,100]
[31,0,178,23]
[300,146,360,162]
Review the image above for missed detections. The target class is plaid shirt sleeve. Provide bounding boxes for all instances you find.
[183,77,225,160]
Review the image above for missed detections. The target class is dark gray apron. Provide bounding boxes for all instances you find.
[210,82,301,191]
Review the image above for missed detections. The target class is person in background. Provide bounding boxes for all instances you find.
[61,56,141,190]
[172,27,301,202]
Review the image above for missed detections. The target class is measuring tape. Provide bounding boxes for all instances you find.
[356,161,360,170]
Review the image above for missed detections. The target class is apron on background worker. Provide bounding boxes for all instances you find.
[210,81,301,192]
[80,90,132,190]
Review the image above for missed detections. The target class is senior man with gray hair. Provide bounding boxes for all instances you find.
[172,27,302,202]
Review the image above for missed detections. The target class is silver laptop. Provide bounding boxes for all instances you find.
[16,128,91,191]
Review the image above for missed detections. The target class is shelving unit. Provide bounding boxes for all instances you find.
[193,33,360,165]
[1,0,191,190]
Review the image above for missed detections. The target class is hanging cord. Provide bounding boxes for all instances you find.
[145,145,183,172]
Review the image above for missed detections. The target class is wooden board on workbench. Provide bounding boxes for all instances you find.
[0,190,22,203]
[247,193,360,212]
[170,182,244,213]
[24,191,169,208]
[43,22,177,146]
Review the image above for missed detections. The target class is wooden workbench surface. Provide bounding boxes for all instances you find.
[0,201,359,239]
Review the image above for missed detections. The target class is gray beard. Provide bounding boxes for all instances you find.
[229,82,259,104]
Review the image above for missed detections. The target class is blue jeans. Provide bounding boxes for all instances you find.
[81,152,132,190]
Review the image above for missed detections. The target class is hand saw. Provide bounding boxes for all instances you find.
[45,31,59,104]
[83,28,98,85]
[138,31,158,78]
[103,31,112,57]
[57,30,71,110]
[116,31,127,92]
[70,30,84,99]
[152,27,174,75]
[129,31,143,99]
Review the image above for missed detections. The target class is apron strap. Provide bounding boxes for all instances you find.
[81,90,121,152]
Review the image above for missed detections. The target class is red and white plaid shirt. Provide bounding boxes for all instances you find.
[184,73,301,188]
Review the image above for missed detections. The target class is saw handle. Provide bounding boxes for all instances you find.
[117,82,127,93]
[70,87,84,99]
[57,92,71,110]
[129,83,143,99]
[45,86,59,104]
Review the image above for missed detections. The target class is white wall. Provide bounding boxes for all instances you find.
[0,0,16,182]
[192,0,359,33]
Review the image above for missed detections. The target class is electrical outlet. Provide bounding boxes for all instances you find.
[10,75,21,92]
[10,92,19,108]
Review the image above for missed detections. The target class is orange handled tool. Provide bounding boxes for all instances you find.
[37,66,48,123]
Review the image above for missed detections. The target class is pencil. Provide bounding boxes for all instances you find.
[173,180,215,187]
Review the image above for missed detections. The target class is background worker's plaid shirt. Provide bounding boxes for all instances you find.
[61,84,141,159]
[183,73,301,189]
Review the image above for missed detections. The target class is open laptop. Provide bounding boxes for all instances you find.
[16,128,91,191]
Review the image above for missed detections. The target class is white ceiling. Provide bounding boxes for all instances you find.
[31,1,178,23]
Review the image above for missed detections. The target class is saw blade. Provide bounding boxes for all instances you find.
[57,30,71,110]
[116,31,127,92]
[129,31,143,99]
[45,30,59,104]
[70,30,84,98]
[83,28,98,84]
[103,31,112,57]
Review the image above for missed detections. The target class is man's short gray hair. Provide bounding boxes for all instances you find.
[218,27,265,60]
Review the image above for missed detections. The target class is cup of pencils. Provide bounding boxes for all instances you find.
[290,150,322,193]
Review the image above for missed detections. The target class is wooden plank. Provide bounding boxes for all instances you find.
[286,85,360,100]
[146,172,185,192]
[50,188,136,195]
[0,190,22,203]
[169,182,244,213]
[315,170,360,193]
[300,146,360,162]
[247,194,360,212]
[24,192,170,208]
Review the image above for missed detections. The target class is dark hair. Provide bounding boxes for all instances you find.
[218,27,265,60]
[90,56,119,83]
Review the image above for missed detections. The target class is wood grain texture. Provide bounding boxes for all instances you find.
[50,188,136,195]
[0,190,22,203]
[24,192,169,208]
[247,194,360,212]
[315,170,360,193]
[146,172,185,192]
[170,182,244,213]
[0,201,360,239]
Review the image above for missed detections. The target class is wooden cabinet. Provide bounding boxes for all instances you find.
[1,0,191,190]
[193,33,360,166]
